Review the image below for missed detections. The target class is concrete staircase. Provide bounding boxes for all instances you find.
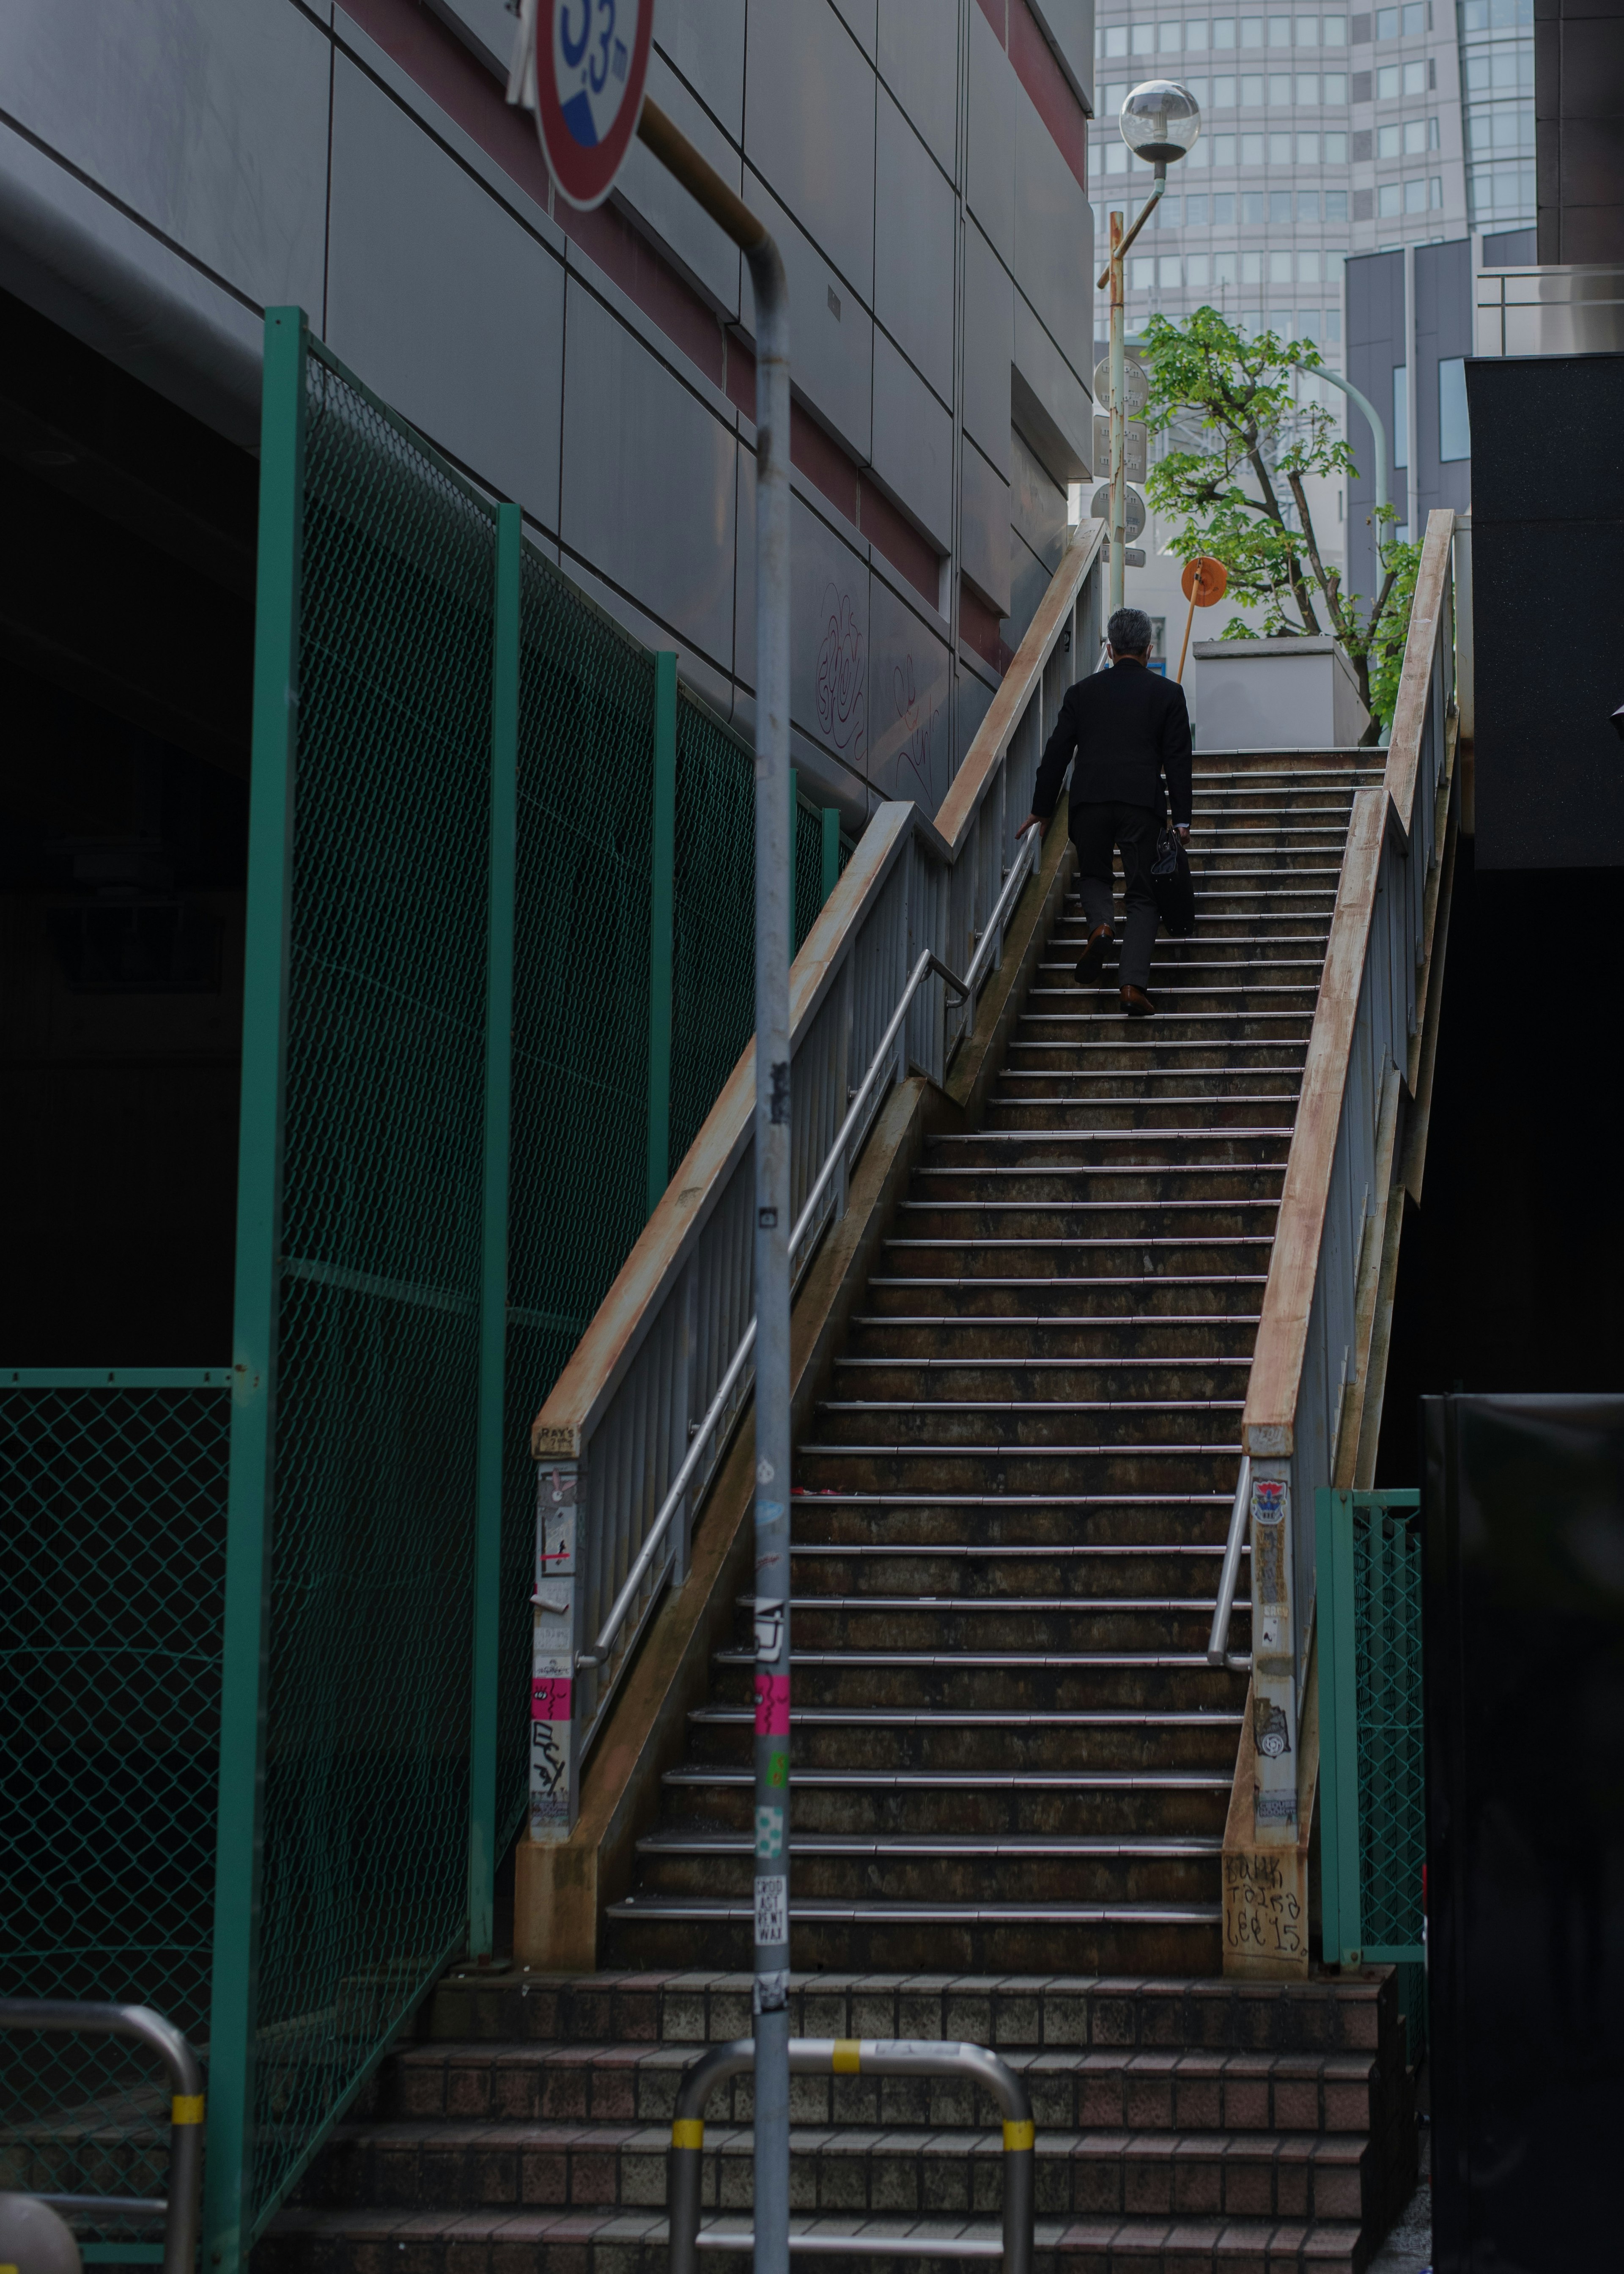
[265,758,1417,2274]
[608,757,1380,1978]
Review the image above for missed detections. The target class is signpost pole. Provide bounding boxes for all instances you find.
[1108,210,1126,617]
[510,43,798,2267]
[630,108,795,2274]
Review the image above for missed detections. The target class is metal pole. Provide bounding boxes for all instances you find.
[1299,361,1388,518]
[632,95,793,2274]
[647,650,678,1215]
[469,499,521,1958]
[1097,166,1165,617]
[1108,209,1125,617]
[744,214,793,2274]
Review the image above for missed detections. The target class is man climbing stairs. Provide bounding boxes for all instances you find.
[266,755,1418,2274]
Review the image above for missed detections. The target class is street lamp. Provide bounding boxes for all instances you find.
[1097,80,1201,613]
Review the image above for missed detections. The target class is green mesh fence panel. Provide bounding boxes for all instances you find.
[793,788,828,954]
[245,346,496,2233]
[1352,1503,1426,1950]
[0,1372,229,2236]
[670,694,755,1170]
[499,552,658,1838]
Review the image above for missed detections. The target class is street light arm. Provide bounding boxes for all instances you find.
[1295,357,1388,520]
[1097,164,1167,291]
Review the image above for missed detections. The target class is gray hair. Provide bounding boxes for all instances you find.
[1107,606,1154,657]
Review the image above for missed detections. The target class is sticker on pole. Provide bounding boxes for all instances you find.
[507,0,654,211]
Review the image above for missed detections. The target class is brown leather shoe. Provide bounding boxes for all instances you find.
[1120,984,1157,1018]
[1074,922,1114,985]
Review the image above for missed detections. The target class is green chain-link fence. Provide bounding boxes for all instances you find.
[1316,1487,1427,2061]
[0,1371,231,2256]
[5,309,854,2271]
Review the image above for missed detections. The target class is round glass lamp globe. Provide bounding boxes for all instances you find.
[1119,80,1202,163]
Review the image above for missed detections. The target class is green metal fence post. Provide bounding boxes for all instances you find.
[647,653,677,1216]
[205,306,307,2274]
[469,502,521,1958]
[821,806,841,906]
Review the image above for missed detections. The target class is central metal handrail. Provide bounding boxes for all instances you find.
[667,2037,1034,2274]
[1207,1454,1253,1670]
[0,1999,204,2274]
[581,944,970,1668]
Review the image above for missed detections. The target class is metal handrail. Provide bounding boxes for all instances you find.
[1206,1454,1253,1671]
[582,944,970,1668]
[0,1999,204,2274]
[667,2037,1034,2274]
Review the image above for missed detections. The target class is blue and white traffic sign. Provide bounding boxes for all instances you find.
[509,0,653,212]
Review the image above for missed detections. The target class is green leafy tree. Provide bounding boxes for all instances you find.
[1139,306,1420,742]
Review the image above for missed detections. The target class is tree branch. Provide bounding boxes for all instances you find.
[1247,446,1322,634]
[1285,468,1344,638]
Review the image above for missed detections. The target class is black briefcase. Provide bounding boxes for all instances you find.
[1150,826,1196,936]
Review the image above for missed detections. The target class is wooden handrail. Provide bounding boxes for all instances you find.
[1381,509,1455,839]
[1241,787,1386,1457]
[530,518,1105,1462]
[935,520,1105,852]
[1240,508,1456,1457]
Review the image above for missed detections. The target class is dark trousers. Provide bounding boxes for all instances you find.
[1072,801,1160,988]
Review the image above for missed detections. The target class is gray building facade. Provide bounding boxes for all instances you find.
[1345,235,1473,597]
[0,0,1097,833]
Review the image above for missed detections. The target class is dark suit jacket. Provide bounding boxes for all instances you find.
[1029,659,1194,828]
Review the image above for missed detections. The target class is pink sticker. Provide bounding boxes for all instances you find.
[532,1675,573,1721]
[754,1673,790,1737]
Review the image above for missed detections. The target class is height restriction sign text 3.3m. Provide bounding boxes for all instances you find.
[508,0,653,210]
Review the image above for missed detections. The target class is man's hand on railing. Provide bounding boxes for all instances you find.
[1018,813,1045,837]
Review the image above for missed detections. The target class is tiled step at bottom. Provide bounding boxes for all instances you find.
[258,2205,1363,2274]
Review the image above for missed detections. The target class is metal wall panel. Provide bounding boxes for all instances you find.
[424,0,514,75]
[1345,247,1407,603]
[955,667,995,771]
[1012,82,1091,379]
[867,577,952,809]
[830,0,878,59]
[876,0,960,179]
[0,0,329,317]
[326,58,565,533]
[1007,528,1055,654]
[967,5,1017,263]
[871,330,954,551]
[560,281,737,668]
[615,48,743,317]
[655,0,748,140]
[874,89,956,404]
[790,494,871,780]
[1010,428,1069,574]
[744,170,875,461]
[960,437,1013,614]
[1029,0,1095,111]
[745,0,877,302]
[963,220,1014,478]
[1012,291,1092,481]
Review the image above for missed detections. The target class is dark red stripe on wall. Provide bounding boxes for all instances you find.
[977,0,1091,196]
[336,0,942,613]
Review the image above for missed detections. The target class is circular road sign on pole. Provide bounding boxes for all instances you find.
[526,0,654,211]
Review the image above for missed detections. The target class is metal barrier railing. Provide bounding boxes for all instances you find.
[0,2000,204,2274]
[1206,1452,1253,1671]
[1235,507,1459,1843]
[667,2038,1034,2274]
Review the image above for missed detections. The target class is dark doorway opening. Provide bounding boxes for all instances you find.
[0,287,257,1363]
